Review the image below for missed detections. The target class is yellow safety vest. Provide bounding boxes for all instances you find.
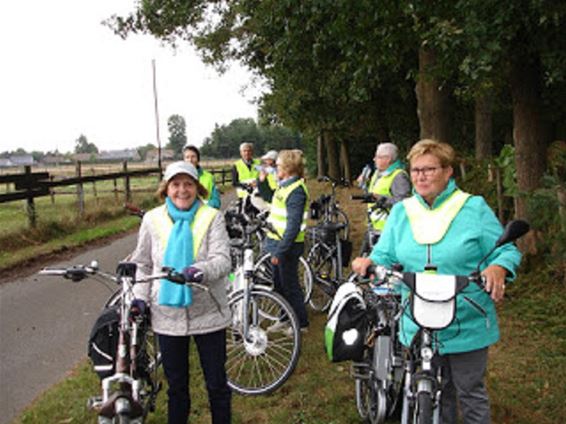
[234,159,260,198]
[150,203,219,256]
[199,170,215,203]
[367,169,406,230]
[267,179,309,242]
[403,190,471,244]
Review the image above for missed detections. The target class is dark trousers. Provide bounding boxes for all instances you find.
[439,348,491,424]
[272,245,309,328]
[158,330,231,424]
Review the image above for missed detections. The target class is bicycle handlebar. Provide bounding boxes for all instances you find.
[365,265,485,290]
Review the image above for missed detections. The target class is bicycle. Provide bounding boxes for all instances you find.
[349,269,404,424]
[351,193,390,257]
[304,177,352,311]
[39,261,215,423]
[365,219,529,424]
[224,210,302,395]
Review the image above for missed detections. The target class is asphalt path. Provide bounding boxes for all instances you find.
[0,233,138,424]
[0,189,238,424]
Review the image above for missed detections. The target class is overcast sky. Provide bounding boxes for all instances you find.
[0,1,262,154]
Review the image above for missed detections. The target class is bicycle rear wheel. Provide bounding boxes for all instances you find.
[254,253,313,304]
[416,391,433,424]
[226,288,301,395]
[306,242,337,312]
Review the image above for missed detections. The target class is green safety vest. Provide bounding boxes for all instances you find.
[234,159,260,198]
[403,189,471,244]
[199,169,215,204]
[267,179,309,242]
[367,168,406,230]
[150,203,219,256]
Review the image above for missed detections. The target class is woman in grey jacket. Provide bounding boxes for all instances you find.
[130,161,232,424]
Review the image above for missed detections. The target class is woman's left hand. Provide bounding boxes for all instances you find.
[482,265,508,302]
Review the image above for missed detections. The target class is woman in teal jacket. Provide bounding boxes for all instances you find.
[352,139,522,424]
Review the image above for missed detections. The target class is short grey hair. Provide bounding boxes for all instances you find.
[375,142,399,161]
[240,142,254,151]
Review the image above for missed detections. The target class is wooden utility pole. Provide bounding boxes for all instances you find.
[152,59,163,178]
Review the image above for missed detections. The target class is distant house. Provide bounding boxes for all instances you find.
[72,153,95,163]
[9,155,34,166]
[146,148,175,163]
[0,158,13,168]
[42,155,71,165]
[98,149,141,162]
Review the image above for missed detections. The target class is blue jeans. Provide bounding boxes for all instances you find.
[158,330,231,424]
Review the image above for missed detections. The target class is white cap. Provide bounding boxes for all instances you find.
[261,150,278,161]
[163,161,199,182]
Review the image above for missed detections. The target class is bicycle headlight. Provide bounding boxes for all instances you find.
[421,346,433,361]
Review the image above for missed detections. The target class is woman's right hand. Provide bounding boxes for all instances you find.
[351,257,374,276]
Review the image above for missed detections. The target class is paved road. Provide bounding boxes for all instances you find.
[0,233,138,424]
[0,189,238,424]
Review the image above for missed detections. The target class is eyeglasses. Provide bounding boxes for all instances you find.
[410,166,443,177]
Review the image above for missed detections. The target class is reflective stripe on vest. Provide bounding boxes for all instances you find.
[235,159,260,198]
[368,169,405,230]
[403,190,471,244]
[151,203,219,256]
[266,179,309,242]
[199,170,214,204]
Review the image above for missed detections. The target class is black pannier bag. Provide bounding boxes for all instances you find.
[340,238,353,265]
[88,306,119,379]
[325,283,368,362]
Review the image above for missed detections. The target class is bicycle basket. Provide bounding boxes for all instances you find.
[312,224,337,245]
[408,273,460,330]
[87,306,119,379]
[325,282,367,362]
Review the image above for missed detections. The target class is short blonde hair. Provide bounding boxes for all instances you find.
[277,149,305,178]
[407,139,456,168]
[156,177,209,201]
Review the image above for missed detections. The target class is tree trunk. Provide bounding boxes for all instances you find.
[415,46,452,143]
[323,130,340,180]
[475,93,493,160]
[509,56,548,220]
[317,132,326,178]
[339,140,351,183]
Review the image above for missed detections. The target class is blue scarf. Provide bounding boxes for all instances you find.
[158,197,200,307]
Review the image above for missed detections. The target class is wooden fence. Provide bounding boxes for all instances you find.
[0,162,233,228]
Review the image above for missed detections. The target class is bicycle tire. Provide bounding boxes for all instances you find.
[226,288,301,395]
[416,391,433,424]
[306,242,337,312]
[254,253,313,304]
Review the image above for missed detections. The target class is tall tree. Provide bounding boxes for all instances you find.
[167,114,187,157]
[74,134,98,154]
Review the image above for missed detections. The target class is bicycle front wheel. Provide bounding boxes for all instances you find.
[254,253,313,304]
[226,288,301,395]
[416,391,433,424]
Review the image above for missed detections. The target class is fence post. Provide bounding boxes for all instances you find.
[91,167,98,201]
[50,175,55,204]
[25,165,37,228]
[123,161,131,203]
[76,161,84,217]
